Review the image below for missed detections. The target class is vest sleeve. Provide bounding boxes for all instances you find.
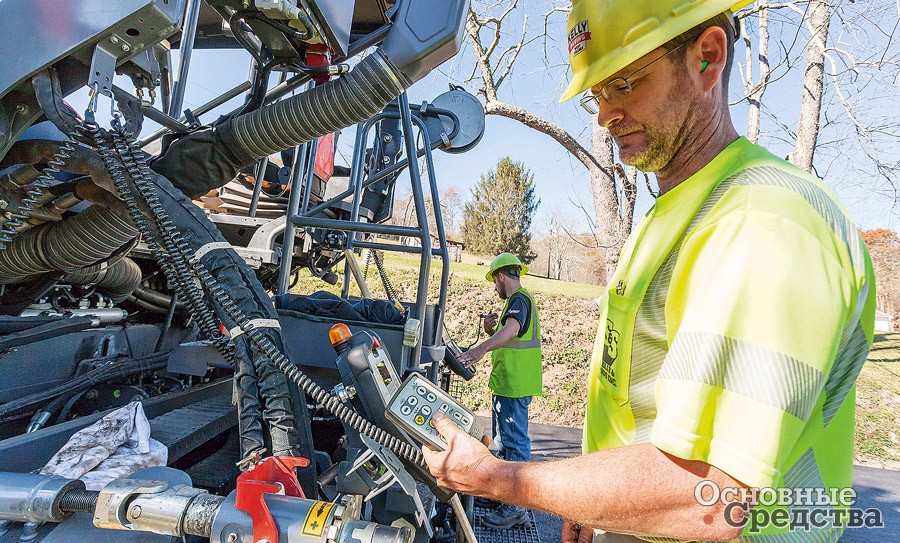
[649,204,865,489]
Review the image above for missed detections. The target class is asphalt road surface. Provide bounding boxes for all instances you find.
[483,419,899,543]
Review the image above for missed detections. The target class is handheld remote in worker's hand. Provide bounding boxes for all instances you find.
[385,374,484,451]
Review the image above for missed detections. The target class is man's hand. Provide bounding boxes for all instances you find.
[421,411,496,496]
[562,521,594,543]
[483,312,498,334]
[457,344,487,368]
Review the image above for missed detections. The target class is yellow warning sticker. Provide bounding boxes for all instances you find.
[301,501,336,537]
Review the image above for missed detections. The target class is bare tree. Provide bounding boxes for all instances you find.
[739,0,772,143]
[460,1,636,277]
[440,186,463,237]
[734,0,900,212]
[791,0,830,172]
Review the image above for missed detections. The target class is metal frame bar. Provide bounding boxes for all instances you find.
[287,93,452,375]
[168,0,202,118]
[292,217,423,239]
[137,81,252,147]
[276,139,315,294]
[353,240,443,256]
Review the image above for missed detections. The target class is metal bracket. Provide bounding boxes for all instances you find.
[353,434,433,537]
[94,478,169,530]
[234,455,310,543]
[89,40,120,99]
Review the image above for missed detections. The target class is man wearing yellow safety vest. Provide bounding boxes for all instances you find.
[424,1,876,542]
[457,253,543,530]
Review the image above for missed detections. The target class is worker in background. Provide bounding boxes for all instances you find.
[424,1,876,542]
[457,252,543,530]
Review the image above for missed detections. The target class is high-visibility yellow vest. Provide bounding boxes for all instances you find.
[490,287,543,398]
[585,137,875,542]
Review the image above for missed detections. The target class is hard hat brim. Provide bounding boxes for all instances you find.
[560,0,754,103]
[485,264,529,282]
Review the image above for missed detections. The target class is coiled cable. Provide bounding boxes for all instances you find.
[0,134,77,250]
[93,118,425,467]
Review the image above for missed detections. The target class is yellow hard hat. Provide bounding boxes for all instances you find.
[560,0,754,102]
[486,253,528,282]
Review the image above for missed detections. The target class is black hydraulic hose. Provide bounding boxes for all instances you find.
[106,123,426,467]
[0,352,168,419]
[220,51,411,162]
[126,294,170,313]
[88,121,299,463]
[132,285,187,311]
[155,292,179,353]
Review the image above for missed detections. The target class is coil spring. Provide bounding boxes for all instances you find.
[110,128,234,357]
[101,122,425,468]
[83,121,234,359]
[58,489,100,513]
[373,249,402,307]
[0,134,78,250]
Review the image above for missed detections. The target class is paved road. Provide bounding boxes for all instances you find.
[499,420,900,543]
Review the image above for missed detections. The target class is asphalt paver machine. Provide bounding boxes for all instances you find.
[0,1,491,542]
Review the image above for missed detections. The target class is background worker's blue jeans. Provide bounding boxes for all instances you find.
[491,395,532,462]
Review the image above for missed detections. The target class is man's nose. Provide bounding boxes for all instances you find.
[596,98,623,128]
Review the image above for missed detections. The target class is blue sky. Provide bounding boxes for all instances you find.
[66,1,900,235]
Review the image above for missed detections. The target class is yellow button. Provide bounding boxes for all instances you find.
[414,415,425,425]
[429,418,435,428]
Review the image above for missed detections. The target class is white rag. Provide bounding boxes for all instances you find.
[40,401,168,490]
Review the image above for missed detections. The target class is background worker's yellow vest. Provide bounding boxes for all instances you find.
[489,288,543,398]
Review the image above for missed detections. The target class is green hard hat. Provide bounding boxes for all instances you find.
[486,253,528,281]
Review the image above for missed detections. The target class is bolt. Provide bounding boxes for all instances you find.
[129,505,142,519]
[15,104,27,114]
[0,199,8,210]
[382,156,391,165]
[226,534,238,543]
[110,36,119,44]
[383,134,393,143]
[121,43,131,52]
[86,389,99,400]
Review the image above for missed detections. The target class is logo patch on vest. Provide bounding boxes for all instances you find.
[601,319,618,386]
[568,20,591,56]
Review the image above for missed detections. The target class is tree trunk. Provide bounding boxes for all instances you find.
[589,123,626,280]
[745,2,770,143]
[466,8,637,284]
[792,0,830,172]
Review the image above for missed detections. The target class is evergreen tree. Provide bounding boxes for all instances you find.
[462,157,539,262]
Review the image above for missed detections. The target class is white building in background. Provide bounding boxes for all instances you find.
[874,309,893,332]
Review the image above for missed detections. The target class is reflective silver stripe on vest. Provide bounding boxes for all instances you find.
[631,165,871,442]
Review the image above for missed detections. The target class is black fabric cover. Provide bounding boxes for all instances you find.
[149,121,252,199]
[274,291,405,325]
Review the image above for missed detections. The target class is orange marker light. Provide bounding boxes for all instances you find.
[329,323,352,347]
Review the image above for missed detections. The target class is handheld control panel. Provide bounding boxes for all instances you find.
[385,374,484,451]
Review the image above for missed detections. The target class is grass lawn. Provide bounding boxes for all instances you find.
[856,332,900,469]
[379,252,604,299]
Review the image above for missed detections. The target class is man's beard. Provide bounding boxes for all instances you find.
[616,84,695,173]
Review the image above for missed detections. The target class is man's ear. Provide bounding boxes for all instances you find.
[692,25,728,93]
